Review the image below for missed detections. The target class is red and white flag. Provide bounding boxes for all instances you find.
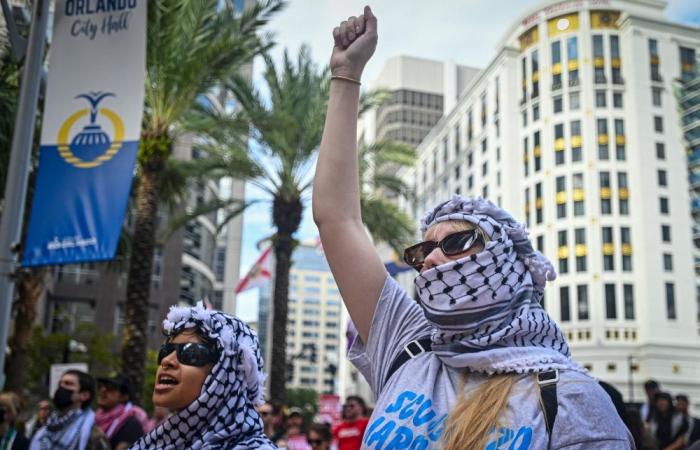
[235,246,273,294]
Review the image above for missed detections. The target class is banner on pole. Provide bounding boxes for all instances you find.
[22,0,147,266]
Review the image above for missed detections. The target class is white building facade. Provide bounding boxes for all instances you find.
[404,0,700,409]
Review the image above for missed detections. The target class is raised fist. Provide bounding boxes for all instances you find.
[330,6,378,81]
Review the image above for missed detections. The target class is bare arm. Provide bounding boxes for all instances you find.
[313,6,387,343]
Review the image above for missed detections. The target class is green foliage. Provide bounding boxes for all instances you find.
[141,349,159,414]
[25,324,119,403]
[0,44,20,197]
[286,388,318,427]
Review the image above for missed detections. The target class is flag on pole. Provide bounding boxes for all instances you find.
[235,246,273,294]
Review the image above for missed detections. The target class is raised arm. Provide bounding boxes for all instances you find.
[313,6,387,343]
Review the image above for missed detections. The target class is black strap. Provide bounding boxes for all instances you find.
[384,337,432,386]
[538,369,559,447]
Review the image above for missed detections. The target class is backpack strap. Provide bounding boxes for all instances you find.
[537,369,560,448]
[384,337,432,386]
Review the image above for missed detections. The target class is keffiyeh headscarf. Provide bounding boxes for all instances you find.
[415,195,583,375]
[32,408,95,450]
[129,303,276,450]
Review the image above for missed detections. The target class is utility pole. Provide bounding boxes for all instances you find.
[0,0,49,389]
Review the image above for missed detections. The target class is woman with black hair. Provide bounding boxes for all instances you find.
[128,302,277,449]
[650,392,689,450]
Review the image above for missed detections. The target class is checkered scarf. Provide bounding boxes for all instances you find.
[129,303,276,450]
[416,195,583,375]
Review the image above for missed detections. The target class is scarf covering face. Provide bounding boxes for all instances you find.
[34,408,95,450]
[129,303,276,450]
[415,195,583,375]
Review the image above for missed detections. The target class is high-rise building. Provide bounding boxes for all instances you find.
[402,0,700,407]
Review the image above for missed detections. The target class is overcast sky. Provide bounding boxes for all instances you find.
[234,0,700,321]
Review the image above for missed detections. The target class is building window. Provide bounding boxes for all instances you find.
[573,173,585,216]
[605,284,617,319]
[532,49,540,99]
[665,282,676,320]
[663,253,673,272]
[623,284,635,320]
[523,136,529,177]
[481,92,487,127]
[481,137,488,153]
[560,286,571,322]
[454,165,461,180]
[661,224,671,243]
[654,116,663,133]
[593,35,606,84]
[659,197,669,214]
[656,142,665,160]
[468,174,473,189]
[553,96,563,113]
[571,120,582,162]
[525,188,531,227]
[649,39,661,81]
[534,131,541,172]
[467,110,473,142]
[533,102,540,121]
[558,230,568,274]
[535,182,543,224]
[613,92,623,108]
[556,176,567,219]
[602,226,614,271]
[569,91,580,111]
[597,118,609,160]
[567,36,579,86]
[577,285,589,320]
[575,228,587,272]
[555,123,565,165]
[482,184,489,199]
[537,235,544,253]
[610,35,622,84]
[552,41,562,90]
[680,46,697,81]
[618,172,629,215]
[482,161,488,176]
[454,125,461,157]
[614,119,625,160]
[595,90,606,107]
[621,226,632,271]
[657,169,667,187]
[600,171,612,214]
[652,87,662,107]
[521,57,528,103]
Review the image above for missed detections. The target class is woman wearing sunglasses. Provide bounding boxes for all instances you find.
[306,424,332,450]
[313,7,633,450]
[128,303,277,450]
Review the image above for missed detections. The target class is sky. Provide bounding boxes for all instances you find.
[234,0,700,321]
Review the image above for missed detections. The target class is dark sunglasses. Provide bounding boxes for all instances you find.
[403,229,484,271]
[157,342,220,367]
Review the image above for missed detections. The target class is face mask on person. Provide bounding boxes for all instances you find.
[53,386,75,409]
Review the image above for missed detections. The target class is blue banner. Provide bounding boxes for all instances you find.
[22,0,146,266]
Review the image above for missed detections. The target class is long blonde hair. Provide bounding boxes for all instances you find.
[441,374,519,450]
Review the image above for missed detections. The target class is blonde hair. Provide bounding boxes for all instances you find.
[441,374,519,450]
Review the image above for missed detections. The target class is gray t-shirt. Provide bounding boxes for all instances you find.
[348,276,634,450]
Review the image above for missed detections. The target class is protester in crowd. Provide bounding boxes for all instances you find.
[332,396,368,450]
[259,401,287,442]
[313,7,634,449]
[626,406,657,450]
[128,302,276,449]
[676,394,700,447]
[285,408,311,450]
[24,400,50,440]
[307,423,333,450]
[29,370,109,450]
[649,392,688,450]
[642,379,662,423]
[94,373,145,450]
[0,392,30,450]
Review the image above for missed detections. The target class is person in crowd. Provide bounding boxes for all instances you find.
[29,370,109,450]
[128,302,276,449]
[676,394,700,447]
[0,392,30,450]
[313,7,634,449]
[285,408,311,450]
[24,400,50,440]
[626,406,657,450]
[332,396,368,450]
[649,392,688,450]
[94,373,144,450]
[307,423,333,450]
[259,401,286,442]
[642,379,661,423]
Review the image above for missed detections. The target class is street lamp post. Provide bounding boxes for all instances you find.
[0,0,49,390]
[627,355,637,403]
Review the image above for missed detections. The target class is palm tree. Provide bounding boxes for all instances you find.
[121,0,283,401]
[227,48,416,402]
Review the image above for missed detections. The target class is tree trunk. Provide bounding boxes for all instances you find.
[5,267,47,394]
[268,195,302,404]
[121,134,168,404]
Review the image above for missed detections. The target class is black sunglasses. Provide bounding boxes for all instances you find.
[403,229,484,271]
[157,342,220,367]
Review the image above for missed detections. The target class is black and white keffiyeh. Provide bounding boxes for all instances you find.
[31,408,95,450]
[129,303,276,450]
[416,195,584,375]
